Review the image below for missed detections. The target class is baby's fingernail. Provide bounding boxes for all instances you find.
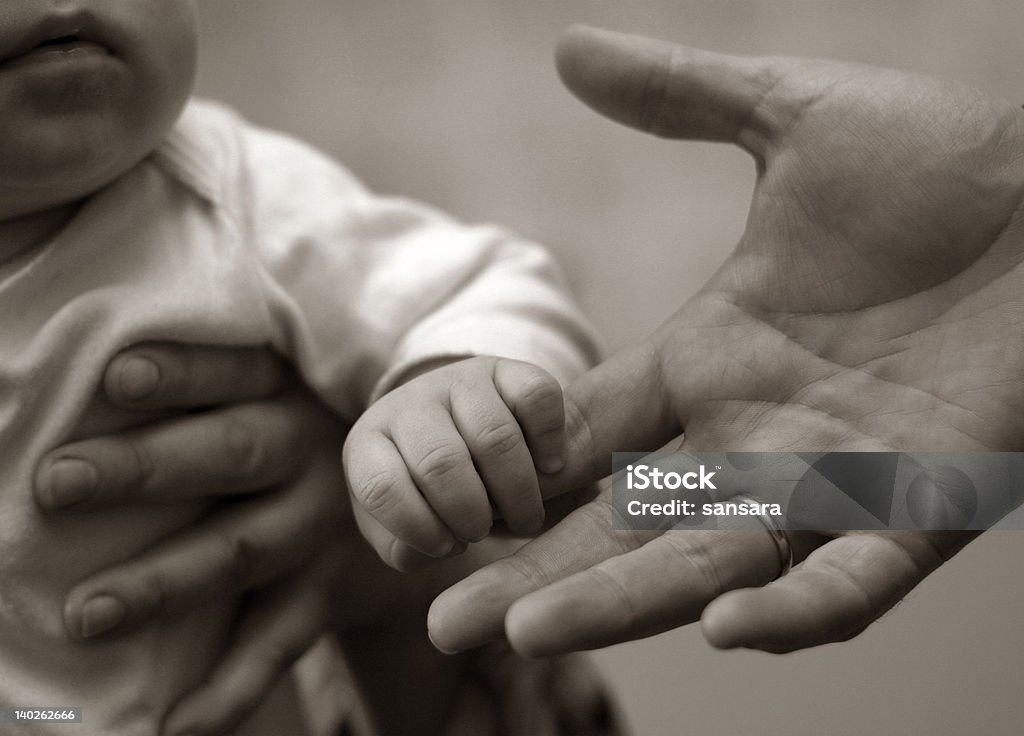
[39,458,97,509]
[538,454,564,475]
[117,356,160,401]
[79,595,127,638]
[467,521,492,544]
[445,540,469,557]
[523,512,546,536]
[430,537,456,558]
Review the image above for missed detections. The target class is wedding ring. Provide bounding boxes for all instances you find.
[731,494,793,580]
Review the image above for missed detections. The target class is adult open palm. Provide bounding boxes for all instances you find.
[428,26,1024,656]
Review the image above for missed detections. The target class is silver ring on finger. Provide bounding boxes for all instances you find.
[731,494,793,580]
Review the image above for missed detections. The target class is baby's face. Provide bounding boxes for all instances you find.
[0,1,199,219]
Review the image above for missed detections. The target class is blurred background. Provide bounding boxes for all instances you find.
[198,3,1024,734]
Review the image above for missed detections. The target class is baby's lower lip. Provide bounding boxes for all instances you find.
[2,40,112,70]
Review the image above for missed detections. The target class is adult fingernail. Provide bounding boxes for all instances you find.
[39,458,97,509]
[79,595,127,638]
[117,356,160,401]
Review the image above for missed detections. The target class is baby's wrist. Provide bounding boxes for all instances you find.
[388,355,475,389]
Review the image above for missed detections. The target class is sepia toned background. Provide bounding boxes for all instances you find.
[197,3,1024,733]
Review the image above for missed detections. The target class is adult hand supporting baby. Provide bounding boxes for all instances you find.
[34,344,562,735]
[428,26,1024,656]
[34,343,351,734]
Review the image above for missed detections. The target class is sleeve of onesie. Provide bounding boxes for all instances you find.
[240,124,600,423]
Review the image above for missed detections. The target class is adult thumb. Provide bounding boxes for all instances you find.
[556,25,791,158]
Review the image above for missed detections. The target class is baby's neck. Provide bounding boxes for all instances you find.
[0,203,80,268]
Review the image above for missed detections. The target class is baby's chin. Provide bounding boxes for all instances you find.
[0,132,147,223]
[0,84,187,218]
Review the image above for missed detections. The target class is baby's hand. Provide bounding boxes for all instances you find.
[343,356,565,568]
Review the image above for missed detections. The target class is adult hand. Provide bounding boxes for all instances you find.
[35,344,565,735]
[428,26,1024,656]
[34,343,350,735]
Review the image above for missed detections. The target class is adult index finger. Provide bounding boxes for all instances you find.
[105,343,288,410]
[427,489,658,654]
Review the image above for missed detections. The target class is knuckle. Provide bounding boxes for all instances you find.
[588,565,638,631]
[503,552,553,590]
[472,422,523,460]
[817,555,876,613]
[683,545,727,599]
[413,444,469,484]
[354,469,402,517]
[662,533,727,598]
[515,372,562,414]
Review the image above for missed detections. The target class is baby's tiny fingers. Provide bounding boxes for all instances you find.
[451,386,544,536]
[352,502,465,572]
[105,343,287,410]
[494,360,566,475]
[344,428,457,560]
[389,404,494,544]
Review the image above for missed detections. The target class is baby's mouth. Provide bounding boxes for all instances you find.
[32,33,109,55]
[0,11,117,69]
[37,35,86,49]
[2,33,112,69]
